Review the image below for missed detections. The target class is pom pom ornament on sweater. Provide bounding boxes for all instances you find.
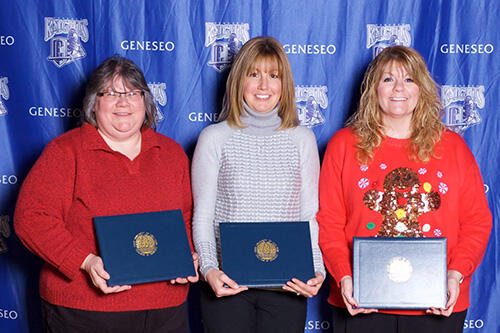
[363,167,441,237]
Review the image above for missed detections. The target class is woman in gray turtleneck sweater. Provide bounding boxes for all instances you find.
[191,36,325,333]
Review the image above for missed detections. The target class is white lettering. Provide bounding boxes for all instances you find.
[28,107,81,118]
[120,40,175,52]
[463,319,484,329]
[305,320,330,330]
[440,43,494,54]
[0,175,17,185]
[283,43,336,55]
[484,184,489,193]
[0,35,15,46]
[188,112,220,122]
[0,309,18,320]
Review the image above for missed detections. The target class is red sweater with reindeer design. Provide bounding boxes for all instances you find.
[317,128,491,314]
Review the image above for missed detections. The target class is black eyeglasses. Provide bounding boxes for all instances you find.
[97,90,144,102]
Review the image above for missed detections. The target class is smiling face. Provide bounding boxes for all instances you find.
[377,61,420,125]
[384,167,420,194]
[94,75,145,141]
[243,57,282,114]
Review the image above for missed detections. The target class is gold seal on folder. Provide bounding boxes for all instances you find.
[133,232,158,256]
[254,239,279,262]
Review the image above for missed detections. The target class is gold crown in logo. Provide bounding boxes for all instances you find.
[133,232,158,256]
[254,239,279,262]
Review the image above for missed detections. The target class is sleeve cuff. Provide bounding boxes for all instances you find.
[58,247,90,280]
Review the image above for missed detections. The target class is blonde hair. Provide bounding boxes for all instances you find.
[347,46,445,164]
[219,36,298,129]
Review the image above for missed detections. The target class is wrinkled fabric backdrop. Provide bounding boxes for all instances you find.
[0,1,498,332]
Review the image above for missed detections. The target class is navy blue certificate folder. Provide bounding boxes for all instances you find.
[353,237,447,309]
[93,210,195,286]
[219,222,315,287]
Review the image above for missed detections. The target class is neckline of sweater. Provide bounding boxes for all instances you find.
[240,102,282,136]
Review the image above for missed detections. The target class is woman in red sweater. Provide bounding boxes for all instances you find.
[14,56,198,332]
[317,46,491,333]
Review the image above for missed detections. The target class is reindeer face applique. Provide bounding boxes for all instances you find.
[363,167,441,237]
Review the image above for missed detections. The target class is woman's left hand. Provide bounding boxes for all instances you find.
[282,272,324,297]
[170,252,200,284]
[426,269,462,316]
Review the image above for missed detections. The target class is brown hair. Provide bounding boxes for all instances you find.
[219,36,298,129]
[82,55,157,129]
[346,46,445,164]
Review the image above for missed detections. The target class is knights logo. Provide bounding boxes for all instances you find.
[295,85,327,127]
[133,232,158,256]
[205,22,250,72]
[0,77,9,116]
[441,85,485,133]
[148,82,167,122]
[0,215,11,254]
[366,24,411,58]
[45,17,89,68]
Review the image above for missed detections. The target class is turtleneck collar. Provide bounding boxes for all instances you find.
[240,101,282,136]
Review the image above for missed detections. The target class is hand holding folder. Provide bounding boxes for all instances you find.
[93,210,197,287]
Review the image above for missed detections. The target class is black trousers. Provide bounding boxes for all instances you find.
[199,282,307,333]
[41,299,189,333]
[332,306,467,333]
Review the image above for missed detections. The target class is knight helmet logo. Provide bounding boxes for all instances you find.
[295,85,327,128]
[205,23,250,72]
[0,77,9,116]
[366,24,411,58]
[45,17,89,68]
[148,82,167,122]
[441,85,485,133]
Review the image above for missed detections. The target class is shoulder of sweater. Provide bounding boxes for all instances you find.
[149,130,186,155]
[197,121,235,144]
[45,126,84,152]
[440,129,466,145]
[286,125,317,145]
[325,127,356,148]
[331,127,355,141]
[437,129,475,161]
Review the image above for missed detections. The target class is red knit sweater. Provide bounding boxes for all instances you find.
[317,128,491,315]
[14,123,193,311]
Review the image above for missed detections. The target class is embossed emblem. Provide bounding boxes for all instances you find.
[254,239,279,262]
[133,232,158,256]
[387,256,413,282]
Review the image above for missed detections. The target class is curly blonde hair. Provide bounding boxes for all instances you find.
[219,36,298,130]
[347,46,445,164]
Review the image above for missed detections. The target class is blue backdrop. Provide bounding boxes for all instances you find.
[0,1,498,332]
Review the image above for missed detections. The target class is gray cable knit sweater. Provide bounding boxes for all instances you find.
[191,104,325,279]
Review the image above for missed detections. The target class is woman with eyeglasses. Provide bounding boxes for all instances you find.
[15,55,198,333]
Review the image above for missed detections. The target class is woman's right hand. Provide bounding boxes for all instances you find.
[205,268,248,297]
[340,275,378,316]
[81,254,131,294]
